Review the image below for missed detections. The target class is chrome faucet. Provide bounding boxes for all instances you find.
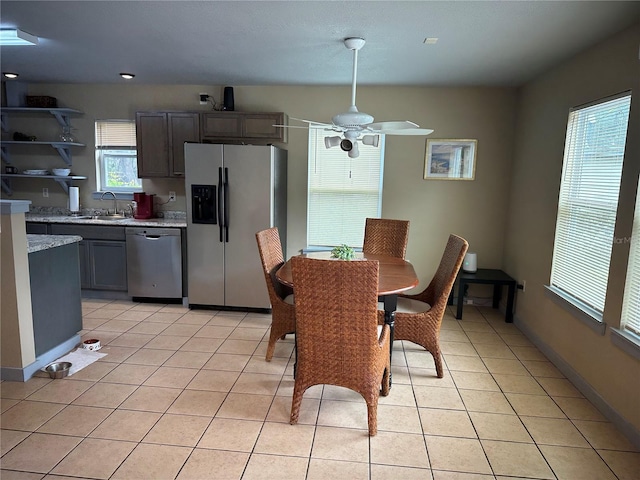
[100,191,118,215]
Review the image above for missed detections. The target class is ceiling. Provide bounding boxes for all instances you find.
[1,1,639,87]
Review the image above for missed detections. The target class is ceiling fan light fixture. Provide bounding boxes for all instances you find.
[119,73,135,80]
[362,135,379,147]
[347,142,360,158]
[324,136,341,149]
[0,29,39,46]
[340,138,354,152]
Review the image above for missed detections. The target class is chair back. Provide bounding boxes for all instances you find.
[429,234,469,307]
[362,218,410,259]
[291,256,380,383]
[255,227,288,300]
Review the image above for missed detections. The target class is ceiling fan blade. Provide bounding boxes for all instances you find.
[367,121,420,131]
[290,117,333,127]
[381,128,434,136]
[272,124,313,129]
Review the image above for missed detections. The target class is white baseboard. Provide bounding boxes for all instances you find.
[1,334,81,381]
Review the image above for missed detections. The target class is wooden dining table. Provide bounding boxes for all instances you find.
[276,251,419,385]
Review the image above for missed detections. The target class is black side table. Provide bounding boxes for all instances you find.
[447,268,517,323]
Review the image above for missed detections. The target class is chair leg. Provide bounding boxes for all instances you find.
[290,382,305,425]
[433,350,444,378]
[366,401,378,436]
[380,367,390,397]
[265,331,278,362]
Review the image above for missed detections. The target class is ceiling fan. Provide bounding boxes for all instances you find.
[282,37,434,158]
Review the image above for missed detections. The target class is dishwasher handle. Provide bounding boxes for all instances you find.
[126,228,182,238]
[135,234,167,239]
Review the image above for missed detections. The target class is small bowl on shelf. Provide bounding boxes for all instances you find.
[45,361,72,379]
[52,168,71,176]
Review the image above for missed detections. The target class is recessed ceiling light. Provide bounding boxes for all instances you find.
[120,73,135,80]
[0,29,39,46]
[3,72,19,79]
[423,37,438,45]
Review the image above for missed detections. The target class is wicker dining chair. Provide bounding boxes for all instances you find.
[362,218,410,259]
[384,234,468,377]
[290,256,391,436]
[255,227,296,362]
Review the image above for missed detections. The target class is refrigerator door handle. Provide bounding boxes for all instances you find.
[218,167,224,242]
[224,167,229,242]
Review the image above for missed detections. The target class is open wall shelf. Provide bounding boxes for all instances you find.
[0,107,87,195]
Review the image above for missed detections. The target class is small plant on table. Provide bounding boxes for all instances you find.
[331,244,356,260]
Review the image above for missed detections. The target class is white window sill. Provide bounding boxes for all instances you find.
[544,285,606,335]
[610,328,640,360]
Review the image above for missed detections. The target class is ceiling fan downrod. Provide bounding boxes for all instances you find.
[344,37,365,108]
[332,37,374,128]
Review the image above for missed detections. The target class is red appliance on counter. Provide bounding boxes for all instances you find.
[134,193,155,219]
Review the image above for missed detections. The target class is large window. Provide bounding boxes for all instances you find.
[307,130,384,248]
[95,120,141,192]
[549,92,631,322]
[620,179,640,338]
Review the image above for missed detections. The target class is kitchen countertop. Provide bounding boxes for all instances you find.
[25,214,187,228]
[27,234,83,254]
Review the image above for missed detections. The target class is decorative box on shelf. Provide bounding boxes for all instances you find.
[26,96,58,108]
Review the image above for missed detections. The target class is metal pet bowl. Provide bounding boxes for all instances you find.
[45,361,72,379]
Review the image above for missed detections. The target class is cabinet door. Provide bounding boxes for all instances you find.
[168,112,200,177]
[201,113,242,138]
[136,112,169,177]
[243,113,286,141]
[89,240,128,291]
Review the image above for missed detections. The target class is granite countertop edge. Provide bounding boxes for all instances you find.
[25,214,187,228]
[27,234,83,254]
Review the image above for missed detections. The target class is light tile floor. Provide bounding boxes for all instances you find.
[1,300,638,479]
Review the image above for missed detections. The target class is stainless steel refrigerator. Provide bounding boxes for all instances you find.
[185,143,287,309]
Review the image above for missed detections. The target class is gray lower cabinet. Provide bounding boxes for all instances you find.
[49,224,128,291]
[88,240,127,290]
[29,242,83,356]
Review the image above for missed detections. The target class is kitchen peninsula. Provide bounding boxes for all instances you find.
[1,200,83,381]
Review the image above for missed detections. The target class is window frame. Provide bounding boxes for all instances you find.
[612,172,640,357]
[94,120,142,194]
[546,91,632,332]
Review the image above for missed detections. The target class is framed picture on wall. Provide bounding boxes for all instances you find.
[424,139,477,180]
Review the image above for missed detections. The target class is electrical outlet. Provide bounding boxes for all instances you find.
[518,280,526,292]
[199,93,208,105]
[169,191,176,202]
[42,187,49,198]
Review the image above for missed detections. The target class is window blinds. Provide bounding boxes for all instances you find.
[95,120,136,147]
[550,92,631,316]
[307,129,384,248]
[621,182,640,336]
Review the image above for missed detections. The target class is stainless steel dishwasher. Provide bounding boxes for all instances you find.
[126,227,182,298]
